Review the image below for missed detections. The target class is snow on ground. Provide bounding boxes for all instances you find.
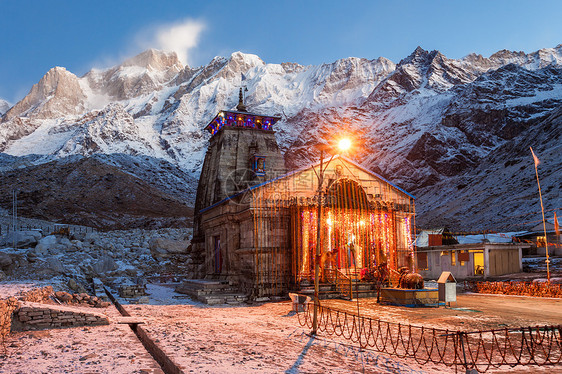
[126,301,438,374]
[3,284,560,374]
[1,319,161,373]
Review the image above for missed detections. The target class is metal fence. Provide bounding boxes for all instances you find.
[0,224,96,236]
[297,301,561,373]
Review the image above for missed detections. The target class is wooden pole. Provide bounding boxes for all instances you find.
[531,147,550,283]
[312,150,324,335]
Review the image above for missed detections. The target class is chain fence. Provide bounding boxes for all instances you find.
[464,281,562,298]
[297,301,561,373]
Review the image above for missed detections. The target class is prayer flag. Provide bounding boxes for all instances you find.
[555,212,560,237]
[530,146,540,167]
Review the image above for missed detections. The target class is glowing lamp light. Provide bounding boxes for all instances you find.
[338,138,352,152]
[326,218,332,225]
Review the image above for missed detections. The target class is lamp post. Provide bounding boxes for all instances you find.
[311,138,351,336]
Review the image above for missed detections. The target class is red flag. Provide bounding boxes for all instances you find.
[555,212,560,237]
[530,147,540,167]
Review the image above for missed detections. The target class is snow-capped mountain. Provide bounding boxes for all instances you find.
[0,99,10,116]
[1,45,561,231]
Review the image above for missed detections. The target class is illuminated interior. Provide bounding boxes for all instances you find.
[292,179,414,281]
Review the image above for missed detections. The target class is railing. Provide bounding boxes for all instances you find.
[296,302,562,373]
[0,224,96,236]
[324,268,353,300]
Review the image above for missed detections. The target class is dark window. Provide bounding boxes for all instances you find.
[417,252,428,270]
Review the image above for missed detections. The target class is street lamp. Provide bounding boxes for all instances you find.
[338,138,351,152]
[311,138,351,335]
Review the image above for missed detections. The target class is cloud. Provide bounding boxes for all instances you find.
[137,18,206,66]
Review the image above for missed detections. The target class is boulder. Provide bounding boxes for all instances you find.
[84,232,100,244]
[0,252,13,269]
[0,230,42,248]
[45,257,66,274]
[95,300,111,308]
[149,237,190,259]
[34,235,58,255]
[68,278,79,291]
[92,254,118,274]
[26,251,38,263]
[54,291,73,302]
[59,237,72,248]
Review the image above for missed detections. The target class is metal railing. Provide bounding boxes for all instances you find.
[0,224,96,236]
[296,301,562,372]
[324,268,353,300]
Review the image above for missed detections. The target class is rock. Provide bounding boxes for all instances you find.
[71,231,87,241]
[84,232,99,244]
[92,254,118,274]
[95,301,110,308]
[79,353,97,361]
[68,278,79,291]
[0,270,5,281]
[45,257,66,274]
[26,251,38,263]
[71,240,83,250]
[34,235,58,255]
[125,268,138,277]
[149,237,190,259]
[55,291,72,302]
[60,237,72,245]
[0,252,13,269]
[0,230,42,248]
[67,278,87,293]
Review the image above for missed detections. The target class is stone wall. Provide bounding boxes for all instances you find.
[1,286,54,350]
[0,297,19,351]
[13,302,109,331]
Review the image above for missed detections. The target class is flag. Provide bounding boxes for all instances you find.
[241,73,247,81]
[555,212,560,237]
[530,146,540,167]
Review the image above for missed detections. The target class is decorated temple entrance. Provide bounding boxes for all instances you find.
[290,179,413,283]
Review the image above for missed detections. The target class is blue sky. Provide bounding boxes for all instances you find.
[2,0,562,103]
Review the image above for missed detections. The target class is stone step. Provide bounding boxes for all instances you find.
[298,281,379,300]
[199,293,249,305]
[175,279,249,305]
[175,285,238,297]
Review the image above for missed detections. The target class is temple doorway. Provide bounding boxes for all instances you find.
[292,179,405,281]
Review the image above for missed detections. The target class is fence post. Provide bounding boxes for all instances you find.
[459,331,477,374]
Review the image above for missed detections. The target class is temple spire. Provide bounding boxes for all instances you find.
[236,87,247,112]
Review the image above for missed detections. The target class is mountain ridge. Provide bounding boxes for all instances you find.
[1,45,561,231]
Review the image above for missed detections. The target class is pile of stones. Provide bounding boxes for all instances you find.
[54,291,111,308]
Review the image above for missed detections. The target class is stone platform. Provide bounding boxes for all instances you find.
[379,288,440,307]
[175,279,249,305]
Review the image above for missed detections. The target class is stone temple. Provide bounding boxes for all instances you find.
[190,91,416,299]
